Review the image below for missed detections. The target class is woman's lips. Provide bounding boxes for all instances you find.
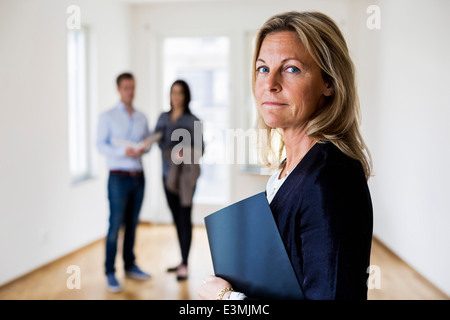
[262,101,289,107]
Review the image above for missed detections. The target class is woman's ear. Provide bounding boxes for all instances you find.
[323,82,333,97]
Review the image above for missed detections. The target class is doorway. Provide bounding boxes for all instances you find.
[161,36,231,223]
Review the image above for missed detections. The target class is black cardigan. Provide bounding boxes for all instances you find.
[269,142,373,300]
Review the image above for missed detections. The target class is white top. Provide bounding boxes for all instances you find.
[265,168,287,204]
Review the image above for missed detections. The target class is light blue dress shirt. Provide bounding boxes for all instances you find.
[97,102,150,171]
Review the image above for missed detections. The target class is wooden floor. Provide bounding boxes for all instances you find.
[0,223,448,300]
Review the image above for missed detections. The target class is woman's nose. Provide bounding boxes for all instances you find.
[265,72,282,92]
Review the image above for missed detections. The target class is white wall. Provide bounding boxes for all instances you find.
[352,0,450,296]
[0,0,131,286]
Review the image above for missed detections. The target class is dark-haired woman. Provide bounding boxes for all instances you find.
[154,80,204,281]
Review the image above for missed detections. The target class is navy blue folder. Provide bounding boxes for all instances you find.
[204,192,304,300]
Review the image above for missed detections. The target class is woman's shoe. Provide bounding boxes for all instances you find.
[167,265,180,272]
[176,264,188,281]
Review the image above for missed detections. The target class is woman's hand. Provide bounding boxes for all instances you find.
[198,275,233,300]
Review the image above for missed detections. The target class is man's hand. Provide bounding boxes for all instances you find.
[125,147,143,158]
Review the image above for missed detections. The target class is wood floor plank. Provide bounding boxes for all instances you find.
[0,224,448,300]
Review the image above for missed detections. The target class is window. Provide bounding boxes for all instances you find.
[67,28,92,183]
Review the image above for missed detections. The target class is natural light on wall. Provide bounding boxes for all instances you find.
[67,28,92,183]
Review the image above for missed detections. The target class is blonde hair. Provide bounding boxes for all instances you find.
[253,11,372,179]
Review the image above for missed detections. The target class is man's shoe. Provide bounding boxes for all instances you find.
[106,273,123,293]
[125,265,151,280]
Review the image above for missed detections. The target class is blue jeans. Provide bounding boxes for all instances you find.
[105,173,145,274]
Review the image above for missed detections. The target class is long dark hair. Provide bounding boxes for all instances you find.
[170,79,192,115]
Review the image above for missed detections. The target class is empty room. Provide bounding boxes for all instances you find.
[0,0,449,306]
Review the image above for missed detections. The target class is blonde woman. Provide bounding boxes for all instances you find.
[199,11,373,300]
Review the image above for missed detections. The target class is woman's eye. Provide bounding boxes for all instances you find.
[286,66,300,73]
[257,66,269,73]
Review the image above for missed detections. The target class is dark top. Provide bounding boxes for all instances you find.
[154,111,204,178]
[269,142,373,300]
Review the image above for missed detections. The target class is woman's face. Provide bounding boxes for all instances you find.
[254,31,332,130]
[170,84,185,110]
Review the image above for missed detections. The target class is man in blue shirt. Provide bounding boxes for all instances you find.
[97,72,151,292]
